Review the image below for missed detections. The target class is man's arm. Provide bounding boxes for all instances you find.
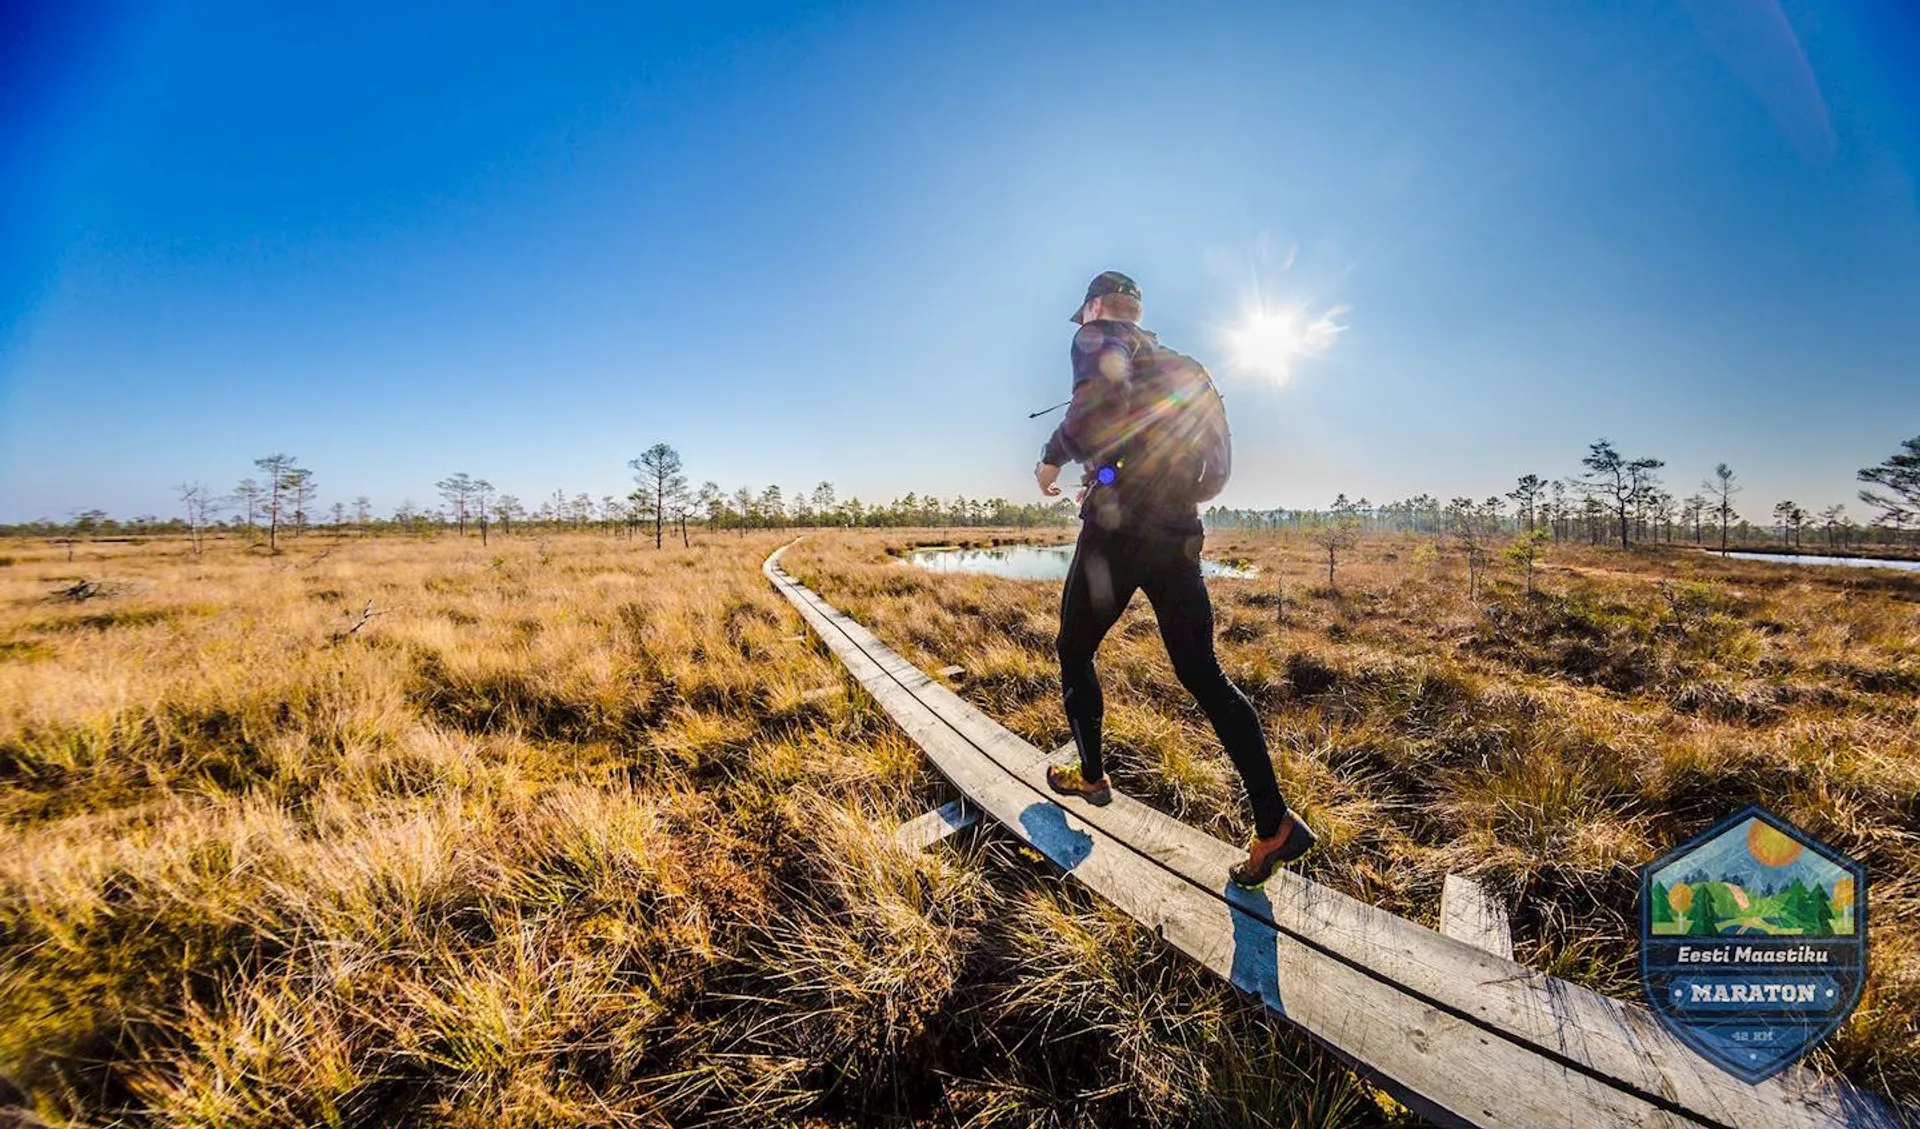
[1040,323,1135,467]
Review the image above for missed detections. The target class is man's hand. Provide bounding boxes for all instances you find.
[1035,462,1063,497]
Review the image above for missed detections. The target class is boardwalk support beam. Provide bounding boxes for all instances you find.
[1438,874,1515,960]
[896,799,980,851]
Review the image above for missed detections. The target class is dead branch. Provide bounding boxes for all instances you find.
[329,599,395,643]
[50,578,123,602]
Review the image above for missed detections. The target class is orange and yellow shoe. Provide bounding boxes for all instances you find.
[1045,763,1112,806]
[1228,812,1318,889]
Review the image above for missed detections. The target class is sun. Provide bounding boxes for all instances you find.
[1224,302,1349,384]
[1746,820,1804,869]
[1228,312,1308,382]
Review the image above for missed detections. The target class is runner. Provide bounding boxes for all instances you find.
[1035,270,1316,888]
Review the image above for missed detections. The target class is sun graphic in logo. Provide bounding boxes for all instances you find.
[1746,820,1805,868]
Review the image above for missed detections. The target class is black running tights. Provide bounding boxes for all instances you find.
[1055,523,1290,838]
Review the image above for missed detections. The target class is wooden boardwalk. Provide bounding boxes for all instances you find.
[764,545,1902,1129]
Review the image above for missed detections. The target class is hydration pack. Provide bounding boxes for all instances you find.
[1117,341,1233,507]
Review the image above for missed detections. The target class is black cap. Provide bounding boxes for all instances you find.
[1069,270,1142,323]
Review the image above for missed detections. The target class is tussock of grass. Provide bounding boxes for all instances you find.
[3,529,1917,1124]
[790,531,1920,1110]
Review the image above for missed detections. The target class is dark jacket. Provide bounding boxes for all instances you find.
[1040,319,1203,539]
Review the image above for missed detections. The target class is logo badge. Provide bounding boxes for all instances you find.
[1642,805,1867,1083]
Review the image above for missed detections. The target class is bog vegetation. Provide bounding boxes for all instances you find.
[3,522,1917,1126]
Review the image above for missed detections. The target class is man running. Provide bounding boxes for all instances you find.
[1035,270,1316,888]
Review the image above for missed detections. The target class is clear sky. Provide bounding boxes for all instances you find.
[3,0,1917,524]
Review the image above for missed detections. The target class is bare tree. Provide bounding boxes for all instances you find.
[1646,488,1675,544]
[492,494,523,536]
[1579,439,1663,549]
[287,468,317,535]
[436,473,479,536]
[732,486,756,536]
[671,492,695,547]
[232,478,265,534]
[353,496,373,534]
[252,454,303,551]
[175,482,220,553]
[1308,495,1362,590]
[1507,474,1546,531]
[473,479,495,545]
[1857,436,1920,533]
[1447,496,1503,600]
[1772,500,1798,546]
[1817,503,1846,551]
[329,501,347,528]
[1681,494,1707,545]
[1703,463,1740,555]
[626,444,689,547]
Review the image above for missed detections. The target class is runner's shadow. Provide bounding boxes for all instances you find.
[1225,884,1285,1014]
[1018,802,1094,872]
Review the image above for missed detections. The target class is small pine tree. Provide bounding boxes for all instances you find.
[1805,883,1835,937]
[1783,879,1811,932]
[1687,883,1719,935]
[1650,881,1674,927]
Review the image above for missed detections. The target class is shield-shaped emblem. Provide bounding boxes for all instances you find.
[1642,805,1867,1083]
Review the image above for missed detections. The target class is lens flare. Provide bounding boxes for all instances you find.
[1226,303,1348,384]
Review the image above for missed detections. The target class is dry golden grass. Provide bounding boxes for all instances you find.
[782,530,1920,1112]
[1,530,1386,1128]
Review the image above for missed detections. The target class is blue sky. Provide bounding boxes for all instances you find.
[3,1,1917,523]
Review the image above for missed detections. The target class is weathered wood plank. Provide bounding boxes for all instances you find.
[769,572,1856,1127]
[763,547,1899,1129]
[896,798,980,851]
[1440,874,1515,960]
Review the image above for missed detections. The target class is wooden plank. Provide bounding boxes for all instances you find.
[771,559,1675,1128]
[1440,874,1515,960]
[935,664,966,679]
[763,547,1900,1129]
[770,575,1865,1128]
[896,798,980,851]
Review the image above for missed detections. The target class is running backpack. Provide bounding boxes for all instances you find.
[1121,341,1233,506]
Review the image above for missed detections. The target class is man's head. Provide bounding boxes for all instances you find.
[1070,270,1142,325]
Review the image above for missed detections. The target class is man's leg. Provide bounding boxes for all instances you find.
[1140,538,1290,838]
[1057,525,1138,782]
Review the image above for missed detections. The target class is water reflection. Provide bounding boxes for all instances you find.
[907,544,1256,581]
[1722,551,1920,573]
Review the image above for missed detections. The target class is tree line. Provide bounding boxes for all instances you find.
[5,442,1077,547]
[1206,435,1920,555]
[11,435,1915,553]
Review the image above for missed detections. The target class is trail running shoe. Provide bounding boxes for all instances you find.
[1045,763,1112,806]
[1229,812,1318,889]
